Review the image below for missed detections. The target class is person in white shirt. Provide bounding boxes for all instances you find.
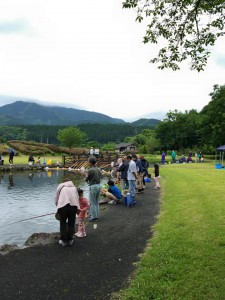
[89,147,94,155]
[126,155,137,204]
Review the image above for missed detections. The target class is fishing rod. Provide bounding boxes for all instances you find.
[0,212,55,229]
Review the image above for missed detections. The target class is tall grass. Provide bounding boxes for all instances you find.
[119,163,225,299]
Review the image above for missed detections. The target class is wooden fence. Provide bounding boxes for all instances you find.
[62,154,120,169]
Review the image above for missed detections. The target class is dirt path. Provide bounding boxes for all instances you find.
[0,182,160,300]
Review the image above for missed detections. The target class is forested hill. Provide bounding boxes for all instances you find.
[0,101,125,125]
[0,122,160,145]
[131,118,161,127]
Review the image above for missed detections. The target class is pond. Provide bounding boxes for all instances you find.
[0,170,100,247]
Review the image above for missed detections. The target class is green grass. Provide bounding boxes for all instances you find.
[3,154,63,165]
[118,162,225,300]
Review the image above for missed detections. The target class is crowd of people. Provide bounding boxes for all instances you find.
[55,155,160,247]
[160,150,205,164]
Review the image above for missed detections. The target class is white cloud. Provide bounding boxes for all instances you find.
[0,0,224,120]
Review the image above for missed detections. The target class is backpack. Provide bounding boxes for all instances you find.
[124,193,136,207]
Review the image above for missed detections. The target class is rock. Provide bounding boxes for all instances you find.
[0,244,19,255]
[25,232,60,247]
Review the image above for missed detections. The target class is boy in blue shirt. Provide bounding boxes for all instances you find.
[101,180,122,205]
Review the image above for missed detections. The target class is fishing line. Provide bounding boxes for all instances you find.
[0,212,55,229]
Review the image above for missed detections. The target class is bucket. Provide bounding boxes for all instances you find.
[215,163,222,169]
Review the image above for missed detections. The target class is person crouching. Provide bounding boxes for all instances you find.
[101,180,123,205]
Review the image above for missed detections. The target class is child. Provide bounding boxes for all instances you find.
[101,180,123,205]
[75,188,89,238]
[153,163,160,189]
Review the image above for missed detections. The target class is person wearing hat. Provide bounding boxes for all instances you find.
[85,157,102,222]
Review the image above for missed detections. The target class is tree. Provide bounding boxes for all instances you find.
[57,126,86,155]
[199,84,225,147]
[155,109,201,151]
[125,129,159,153]
[122,0,225,71]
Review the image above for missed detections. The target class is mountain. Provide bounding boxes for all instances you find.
[0,101,125,125]
[131,118,161,127]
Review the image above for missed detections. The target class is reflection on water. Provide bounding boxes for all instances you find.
[0,170,91,246]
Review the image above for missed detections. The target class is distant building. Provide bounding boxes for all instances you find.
[115,143,136,153]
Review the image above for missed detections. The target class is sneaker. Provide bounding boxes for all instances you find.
[136,190,142,194]
[75,233,86,238]
[108,200,117,205]
[59,239,67,247]
[68,240,73,246]
[88,218,99,222]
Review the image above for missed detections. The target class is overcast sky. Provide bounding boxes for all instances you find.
[0,0,224,121]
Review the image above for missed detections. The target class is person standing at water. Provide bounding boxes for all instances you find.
[0,154,4,165]
[28,154,35,165]
[85,157,102,222]
[117,157,129,195]
[75,188,89,238]
[9,150,14,165]
[126,155,137,203]
[89,147,94,156]
[55,177,80,246]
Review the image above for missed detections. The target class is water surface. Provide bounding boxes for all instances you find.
[0,170,91,246]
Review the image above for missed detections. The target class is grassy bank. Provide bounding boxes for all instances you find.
[118,162,225,299]
[2,155,63,165]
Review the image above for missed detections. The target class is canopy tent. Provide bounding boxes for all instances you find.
[215,145,225,167]
[216,145,225,151]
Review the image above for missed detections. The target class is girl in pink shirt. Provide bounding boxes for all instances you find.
[75,188,89,238]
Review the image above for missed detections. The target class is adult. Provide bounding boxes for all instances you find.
[55,177,80,247]
[171,150,177,163]
[161,151,166,164]
[140,155,149,179]
[0,154,4,165]
[117,157,129,194]
[194,152,198,163]
[28,154,35,165]
[180,155,186,163]
[132,154,144,192]
[198,152,202,162]
[94,148,100,158]
[85,156,102,222]
[9,150,14,165]
[126,155,137,203]
[89,147,94,156]
[115,157,123,183]
[187,152,193,163]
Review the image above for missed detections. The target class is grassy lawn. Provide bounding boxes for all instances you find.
[118,162,225,300]
[3,154,63,165]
